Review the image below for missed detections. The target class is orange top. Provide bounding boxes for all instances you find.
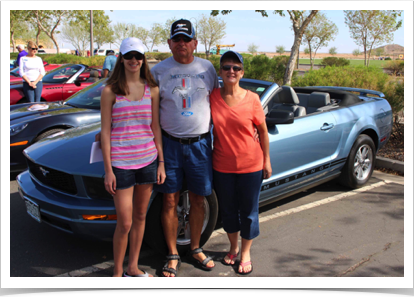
[210,88,265,173]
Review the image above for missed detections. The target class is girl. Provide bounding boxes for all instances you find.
[100,37,166,277]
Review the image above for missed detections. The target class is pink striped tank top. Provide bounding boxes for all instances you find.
[110,83,158,169]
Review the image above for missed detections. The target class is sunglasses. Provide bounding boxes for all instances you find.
[221,65,243,72]
[172,36,193,43]
[123,52,144,60]
[31,48,38,50]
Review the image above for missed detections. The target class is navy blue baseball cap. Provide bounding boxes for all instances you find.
[170,19,195,39]
[220,50,244,65]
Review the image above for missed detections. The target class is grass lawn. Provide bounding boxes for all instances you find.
[299,58,389,68]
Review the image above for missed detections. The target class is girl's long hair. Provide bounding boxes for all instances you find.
[106,54,157,96]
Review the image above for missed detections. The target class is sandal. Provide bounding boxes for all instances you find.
[221,252,239,266]
[238,261,253,275]
[189,248,215,271]
[162,254,181,277]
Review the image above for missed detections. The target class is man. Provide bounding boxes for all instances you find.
[16,45,28,67]
[102,50,117,78]
[150,19,219,277]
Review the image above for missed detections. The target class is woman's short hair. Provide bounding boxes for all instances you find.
[27,41,37,49]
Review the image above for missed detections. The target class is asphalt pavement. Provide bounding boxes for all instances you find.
[71,171,404,278]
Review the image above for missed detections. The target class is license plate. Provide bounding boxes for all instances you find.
[24,199,41,223]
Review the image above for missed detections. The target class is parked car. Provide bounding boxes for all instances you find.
[10,79,105,173]
[10,63,63,83]
[10,64,102,105]
[95,48,113,56]
[16,78,392,254]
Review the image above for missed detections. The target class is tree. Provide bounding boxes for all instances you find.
[145,23,163,52]
[197,14,226,58]
[276,45,285,55]
[329,47,337,56]
[112,22,142,48]
[352,48,361,57]
[301,12,338,68]
[375,47,385,59]
[160,17,178,45]
[70,11,113,49]
[31,10,75,54]
[248,43,259,55]
[60,22,90,56]
[10,11,30,52]
[211,10,318,85]
[344,10,402,67]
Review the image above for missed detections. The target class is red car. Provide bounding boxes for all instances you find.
[10,64,102,105]
[10,62,63,83]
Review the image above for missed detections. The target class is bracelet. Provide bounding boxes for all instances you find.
[159,161,164,163]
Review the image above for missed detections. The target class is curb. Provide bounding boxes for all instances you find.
[376,156,404,174]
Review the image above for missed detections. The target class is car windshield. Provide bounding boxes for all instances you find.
[10,67,19,77]
[64,79,106,110]
[42,65,82,84]
[219,79,271,98]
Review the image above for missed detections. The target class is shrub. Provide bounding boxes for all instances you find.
[385,60,404,76]
[321,57,350,67]
[383,80,404,115]
[194,53,207,59]
[208,55,221,74]
[155,53,172,61]
[384,57,392,60]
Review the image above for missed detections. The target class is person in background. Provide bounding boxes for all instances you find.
[75,49,80,56]
[100,37,166,277]
[210,50,272,275]
[19,41,45,103]
[87,50,90,57]
[16,44,28,67]
[102,50,117,78]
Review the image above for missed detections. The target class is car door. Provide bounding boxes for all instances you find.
[260,111,342,201]
[62,67,87,100]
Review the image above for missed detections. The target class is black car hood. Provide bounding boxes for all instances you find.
[10,102,96,125]
[24,122,105,177]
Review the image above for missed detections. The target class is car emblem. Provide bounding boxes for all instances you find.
[39,167,49,177]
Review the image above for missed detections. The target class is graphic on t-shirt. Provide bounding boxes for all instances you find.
[172,77,205,110]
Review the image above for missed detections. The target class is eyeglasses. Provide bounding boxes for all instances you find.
[172,36,193,43]
[221,65,243,72]
[123,52,144,60]
[31,48,38,51]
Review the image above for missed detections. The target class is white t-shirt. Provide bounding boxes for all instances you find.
[19,56,46,82]
[150,56,219,138]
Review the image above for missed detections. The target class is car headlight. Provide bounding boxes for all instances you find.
[10,123,28,136]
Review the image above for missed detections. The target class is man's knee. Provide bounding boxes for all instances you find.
[162,192,179,212]
[189,193,205,210]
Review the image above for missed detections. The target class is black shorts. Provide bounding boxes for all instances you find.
[112,159,157,190]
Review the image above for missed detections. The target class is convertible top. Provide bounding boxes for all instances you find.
[292,87,362,107]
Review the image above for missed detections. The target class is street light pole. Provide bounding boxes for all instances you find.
[90,10,94,57]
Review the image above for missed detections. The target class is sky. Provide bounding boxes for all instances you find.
[4,1,408,54]
[54,9,405,54]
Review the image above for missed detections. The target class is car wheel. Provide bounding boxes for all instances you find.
[33,129,65,143]
[144,189,219,255]
[339,134,376,189]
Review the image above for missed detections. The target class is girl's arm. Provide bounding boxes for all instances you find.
[150,86,166,185]
[256,121,272,179]
[100,85,117,195]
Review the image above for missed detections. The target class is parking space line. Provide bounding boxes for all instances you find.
[57,180,390,277]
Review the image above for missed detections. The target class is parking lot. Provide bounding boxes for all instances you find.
[9,171,404,278]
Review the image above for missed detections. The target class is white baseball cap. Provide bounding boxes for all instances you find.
[120,37,145,55]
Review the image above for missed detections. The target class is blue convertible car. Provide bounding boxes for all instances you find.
[16,78,392,253]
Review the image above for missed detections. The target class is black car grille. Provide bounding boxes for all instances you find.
[83,176,113,201]
[26,158,77,195]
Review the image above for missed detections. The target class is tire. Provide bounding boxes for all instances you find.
[33,129,65,143]
[144,188,219,256]
[339,134,376,189]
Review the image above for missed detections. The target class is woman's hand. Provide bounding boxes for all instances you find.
[263,160,272,180]
[29,82,36,88]
[104,171,117,195]
[157,163,166,185]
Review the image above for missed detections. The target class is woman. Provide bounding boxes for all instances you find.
[19,41,45,103]
[100,37,166,277]
[210,51,272,275]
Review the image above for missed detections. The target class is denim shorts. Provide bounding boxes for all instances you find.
[213,169,263,240]
[153,133,213,196]
[112,159,157,190]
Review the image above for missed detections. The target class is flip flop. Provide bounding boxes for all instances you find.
[221,252,239,266]
[189,248,215,271]
[122,270,150,277]
[238,261,253,275]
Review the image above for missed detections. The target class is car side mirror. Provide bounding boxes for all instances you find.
[76,76,87,82]
[266,109,294,127]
